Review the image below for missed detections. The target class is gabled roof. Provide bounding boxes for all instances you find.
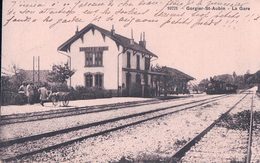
[162,66,195,81]
[58,23,158,58]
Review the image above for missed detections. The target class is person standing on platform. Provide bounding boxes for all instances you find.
[26,82,34,104]
[38,83,49,106]
[18,82,27,103]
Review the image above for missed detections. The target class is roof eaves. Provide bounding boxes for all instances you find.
[164,66,195,80]
[57,24,158,58]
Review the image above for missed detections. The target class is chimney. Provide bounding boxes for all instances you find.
[111,25,115,35]
[139,32,146,48]
[139,33,143,46]
[139,32,148,48]
[75,26,79,34]
[143,32,146,48]
[130,29,134,45]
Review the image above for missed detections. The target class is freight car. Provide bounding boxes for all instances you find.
[206,79,238,95]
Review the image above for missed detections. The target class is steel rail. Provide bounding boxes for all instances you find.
[170,93,248,162]
[0,95,225,148]
[1,99,157,120]
[1,95,199,125]
[246,94,254,163]
[1,95,227,162]
[1,98,179,125]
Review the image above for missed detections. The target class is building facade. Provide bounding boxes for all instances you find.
[160,66,195,94]
[58,24,159,96]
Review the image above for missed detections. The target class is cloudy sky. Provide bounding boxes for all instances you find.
[2,0,260,81]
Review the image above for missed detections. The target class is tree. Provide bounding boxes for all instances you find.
[1,65,28,105]
[213,74,233,84]
[232,71,237,79]
[246,70,260,84]
[47,63,75,84]
[255,71,260,83]
[6,64,27,88]
[198,78,210,92]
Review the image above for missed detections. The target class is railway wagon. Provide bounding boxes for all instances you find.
[206,79,238,95]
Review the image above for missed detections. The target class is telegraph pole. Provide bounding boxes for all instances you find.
[33,56,35,83]
[33,56,40,83]
[38,56,40,82]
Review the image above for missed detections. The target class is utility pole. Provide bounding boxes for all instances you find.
[38,56,40,82]
[33,56,40,83]
[33,56,35,83]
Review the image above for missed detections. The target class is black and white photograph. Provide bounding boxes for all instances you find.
[1,0,260,162]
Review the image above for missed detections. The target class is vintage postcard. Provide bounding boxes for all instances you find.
[1,0,260,162]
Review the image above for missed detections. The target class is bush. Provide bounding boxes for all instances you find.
[217,110,251,131]
[50,83,69,92]
[1,91,27,105]
[1,76,19,93]
[69,86,112,100]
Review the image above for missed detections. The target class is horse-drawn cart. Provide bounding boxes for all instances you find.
[49,92,70,107]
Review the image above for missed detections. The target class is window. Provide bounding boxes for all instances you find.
[80,46,108,67]
[85,53,93,66]
[85,52,103,67]
[85,74,93,87]
[94,52,103,66]
[85,73,103,88]
[145,57,150,70]
[95,74,103,88]
[136,74,141,85]
[127,52,131,68]
[137,55,140,70]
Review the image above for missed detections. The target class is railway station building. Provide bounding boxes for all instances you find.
[58,23,194,97]
[160,66,195,94]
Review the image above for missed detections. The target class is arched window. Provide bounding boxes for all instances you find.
[85,73,93,87]
[95,73,103,88]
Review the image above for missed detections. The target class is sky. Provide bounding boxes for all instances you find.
[2,0,260,81]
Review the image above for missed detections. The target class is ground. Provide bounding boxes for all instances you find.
[0,90,259,162]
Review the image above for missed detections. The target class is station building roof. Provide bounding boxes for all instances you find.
[58,23,158,58]
[162,66,195,81]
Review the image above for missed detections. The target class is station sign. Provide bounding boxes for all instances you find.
[80,46,109,52]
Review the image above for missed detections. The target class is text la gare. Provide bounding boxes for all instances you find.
[232,6,250,11]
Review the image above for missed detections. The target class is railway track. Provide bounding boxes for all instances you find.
[170,92,254,162]
[246,94,254,163]
[251,93,260,162]
[1,96,199,125]
[0,99,159,125]
[1,94,229,162]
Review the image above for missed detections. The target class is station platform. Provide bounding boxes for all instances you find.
[0,94,200,116]
[0,97,155,116]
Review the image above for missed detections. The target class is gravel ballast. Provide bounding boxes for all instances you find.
[15,94,246,162]
[0,95,220,141]
[181,93,252,162]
